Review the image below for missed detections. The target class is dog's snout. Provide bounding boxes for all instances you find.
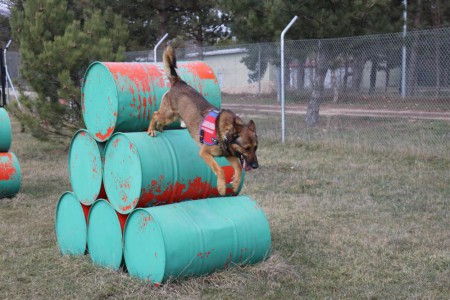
[251,162,259,169]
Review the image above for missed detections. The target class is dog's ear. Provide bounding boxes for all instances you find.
[248,120,256,132]
[233,117,243,134]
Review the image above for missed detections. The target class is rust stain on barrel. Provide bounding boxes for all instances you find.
[96,126,114,141]
[0,153,16,180]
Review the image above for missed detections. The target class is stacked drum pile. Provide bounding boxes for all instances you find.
[55,61,271,285]
[0,107,21,198]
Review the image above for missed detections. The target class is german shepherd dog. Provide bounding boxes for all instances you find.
[148,45,259,196]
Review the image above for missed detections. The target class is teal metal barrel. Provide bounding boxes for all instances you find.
[81,61,221,142]
[68,129,106,205]
[87,199,127,270]
[103,130,244,214]
[55,192,90,256]
[123,196,271,284]
[0,152,21,198]
[0,107,12,152]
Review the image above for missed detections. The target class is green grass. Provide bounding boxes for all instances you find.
[0,114,449,299]
[240,112,450,158]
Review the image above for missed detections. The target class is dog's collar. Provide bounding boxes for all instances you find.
[222,131,231,153]
[221,130,240,156]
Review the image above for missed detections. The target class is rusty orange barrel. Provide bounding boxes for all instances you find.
[55,192,90,256]
[0,107,12,152]
[82,61,221,142]
[68,129,106,205]
[103,130,244,214]
[87,199,127,270]
[124,196,271,284]
[0,152,21,198]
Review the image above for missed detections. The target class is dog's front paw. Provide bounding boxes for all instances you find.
[217,179,227,196]
[148,129,157,137]
[231,177,241,194]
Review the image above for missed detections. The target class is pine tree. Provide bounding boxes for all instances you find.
[104,0,231,51]
[10,0,127,141]
[0,1,12,48]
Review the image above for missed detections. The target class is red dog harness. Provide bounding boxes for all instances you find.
[199,109,220,146]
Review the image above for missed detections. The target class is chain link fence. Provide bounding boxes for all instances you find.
[7,27,450,156]
[127,28,450,156]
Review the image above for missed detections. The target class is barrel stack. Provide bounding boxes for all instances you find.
[0,107,21,199]
[55,61,271,285]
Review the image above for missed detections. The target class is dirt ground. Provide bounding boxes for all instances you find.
[223,103,450,121]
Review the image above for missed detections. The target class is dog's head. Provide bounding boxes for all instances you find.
[230,118,259,171]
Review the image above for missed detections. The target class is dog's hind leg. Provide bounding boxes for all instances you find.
[226,156,242,194]
[148,93,172,136]
[147,110,160,136]
[199,146,227,196]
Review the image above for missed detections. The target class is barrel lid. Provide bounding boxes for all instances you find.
[87,199,124,270]
[82,62,118,142]
[68,129,104,205]
[55,192,87,256]
[124,208,166,283]
[103,133,143,214]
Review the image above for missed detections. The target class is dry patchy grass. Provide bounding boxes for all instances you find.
[0,115,449,299]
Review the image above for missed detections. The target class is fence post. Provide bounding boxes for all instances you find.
[0,48,4,107]
[3,40,21,109]
[280,16,298,144]
[154,33,168,63]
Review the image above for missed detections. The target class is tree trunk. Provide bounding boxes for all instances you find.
[406,41,418,96]
[431,0,442,98]
[306,83,321,127]
[159,11,168,38]
[306,51,327,127]
[299,61,305,90]
[385,61,390,92]
[343,57,349,94]
[331,69,338,102]
[351,53,367,92]
[406,0,422,97]
[369,56,378,94]
[435,30,441,97]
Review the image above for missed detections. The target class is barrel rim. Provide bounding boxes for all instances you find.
[82,61,119,142]
[2,151,21,178]
[68,129,104,205]
[87,198,124,270]
[124,207,167,283]
[104,132,143,214]
[0,107,12,152]
[0,152,22,198]
[54,191,87,256]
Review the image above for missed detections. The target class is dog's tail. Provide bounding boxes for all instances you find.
[163,45,178,79]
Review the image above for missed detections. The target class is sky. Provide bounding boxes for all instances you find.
[0,3,9,17]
